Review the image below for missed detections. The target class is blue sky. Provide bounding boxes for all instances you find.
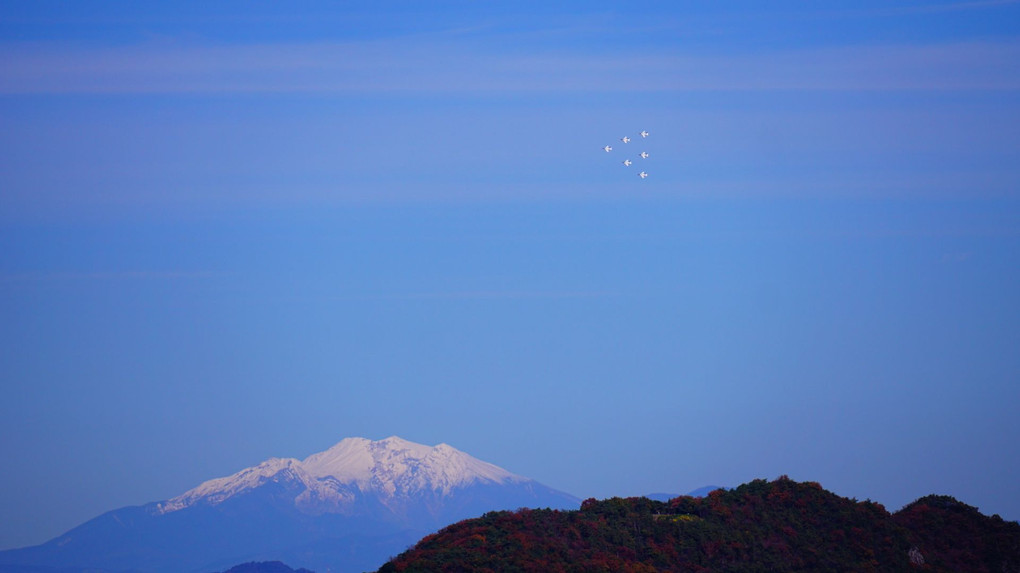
[2,0,1019,550]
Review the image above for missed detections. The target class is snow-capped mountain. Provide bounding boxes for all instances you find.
[0,436,579,573]
[159,436,529,516]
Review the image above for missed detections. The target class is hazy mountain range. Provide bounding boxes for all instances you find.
[0,436,579,573]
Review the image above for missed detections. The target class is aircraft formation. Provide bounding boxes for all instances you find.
[602,130,651,179]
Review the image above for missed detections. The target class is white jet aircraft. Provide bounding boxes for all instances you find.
[640,151,649,159]
[622,159,632,166]
[640,130,649,138]
[638,171,648,179]
[621,136,631,143]
[603,145,613,152]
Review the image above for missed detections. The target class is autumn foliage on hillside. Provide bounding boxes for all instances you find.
[379,477,1020,572]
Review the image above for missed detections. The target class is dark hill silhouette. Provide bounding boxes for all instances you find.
[379,476,1020,572]
[893,495,1020,571]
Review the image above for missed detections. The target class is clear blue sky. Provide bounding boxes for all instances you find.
[2,0,1019,550]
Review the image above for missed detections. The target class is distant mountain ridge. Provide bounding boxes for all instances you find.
[645,485,727,502]
[0,436,579,573]
[218,562,313,573]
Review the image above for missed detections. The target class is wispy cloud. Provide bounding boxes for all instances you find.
[806,0,1020,20]
[886,0,1020,14]
[332,290,616,301]
[0,270,220,282]
[2,39,1018,94]
[226,290,619,306]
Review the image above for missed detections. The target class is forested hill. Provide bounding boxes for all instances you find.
[379,477,1020,572]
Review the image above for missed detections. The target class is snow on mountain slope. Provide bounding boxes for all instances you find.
[159,436,528,515]
[303,436,524,496]
[0,436,579,573]
[158,457,309,513]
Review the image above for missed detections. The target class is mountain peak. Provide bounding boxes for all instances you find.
[160,437,527,515]
[380,435,415,446]
[4,437,580,573]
